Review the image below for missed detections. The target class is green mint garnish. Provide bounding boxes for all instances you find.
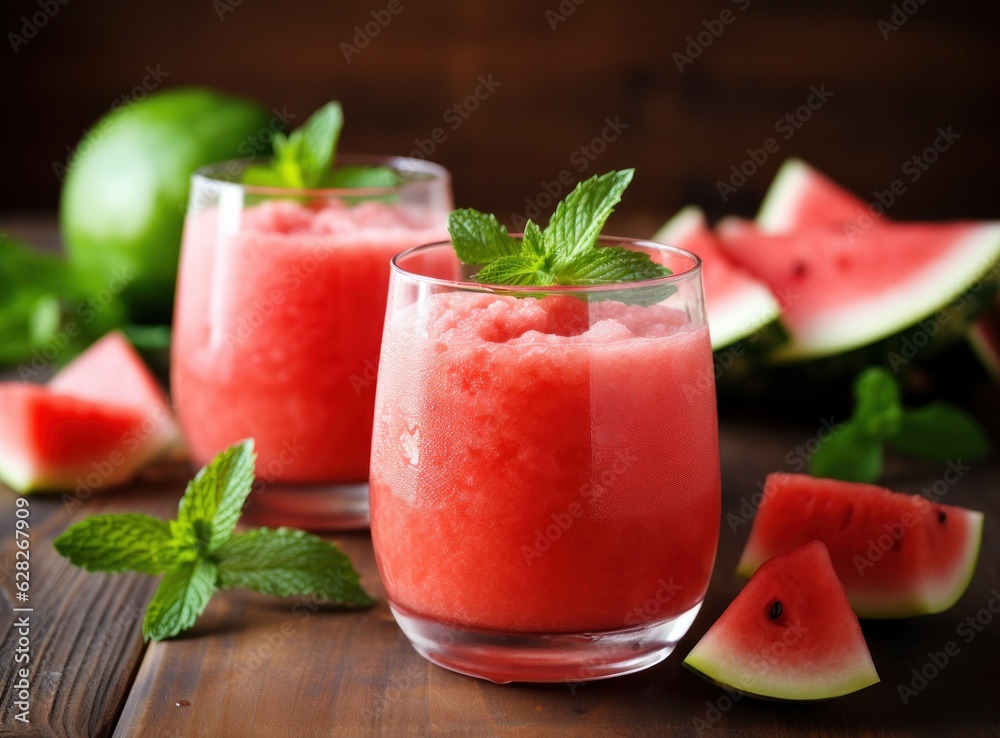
[810,367,991,483]
[448,170,673,300]
[242,101,401,190]
[54,440,374,641]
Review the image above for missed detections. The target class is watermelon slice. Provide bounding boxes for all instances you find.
[0,332,180,493]
[757,158,875,233]
[719,222,1000,360]
[653,207,783,350]
[738,474,984,618]
[0,384,153,492]
[685,541,879,701]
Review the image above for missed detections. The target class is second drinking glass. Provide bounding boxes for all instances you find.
[172,155,452,529]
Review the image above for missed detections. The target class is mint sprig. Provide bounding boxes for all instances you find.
[54,440,374,641]
[448,170,674,301]
[810,367,991,483]
[242,101,400,190]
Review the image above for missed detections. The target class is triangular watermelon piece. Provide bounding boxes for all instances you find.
[685,541,879,701]
[0,332,181,493]
[653,207,783,350]
[0,384,152,492]
[757,158,879,233]
[738,474,984,618]
[719,222,1000,359]
[968,297,1000,381]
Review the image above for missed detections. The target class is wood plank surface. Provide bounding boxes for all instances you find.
[3,416,994,737]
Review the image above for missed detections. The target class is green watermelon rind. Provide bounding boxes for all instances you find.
[683,648,879,702]
[0,455,34,494]
[968,319,1000,381]
[770,226,1000,363]
[653,207,784,351]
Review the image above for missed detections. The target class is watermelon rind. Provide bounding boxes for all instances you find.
[653,207,783,351]
[968,311,1000,382]
[771,224,1000,362]
[683,642,879,702]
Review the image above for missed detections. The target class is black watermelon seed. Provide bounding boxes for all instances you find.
[938,510,947,524]
[769,600,782,621]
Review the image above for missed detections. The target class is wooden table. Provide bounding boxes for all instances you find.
[1,412,998,738]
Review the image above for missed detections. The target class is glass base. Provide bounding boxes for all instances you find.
[242,481,370,531]
[389,600,702,684]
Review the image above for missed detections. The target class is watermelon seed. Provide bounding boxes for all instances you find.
[791,262,808,278]
[938,510,947,524]
[769,600,782,621]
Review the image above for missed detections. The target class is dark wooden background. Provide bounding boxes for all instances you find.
[3,0,999,228]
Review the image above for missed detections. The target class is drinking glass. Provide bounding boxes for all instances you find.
[370,238,721,683]
[172,155,452,529]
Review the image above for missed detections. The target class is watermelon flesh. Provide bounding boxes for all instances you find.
[653,207,781,350]
[738,474,984,619]
[0,332,180,493]
[757,158,879,233]
[719,221,1000,359]
[968,297,1000,381]
[685,541,879,701]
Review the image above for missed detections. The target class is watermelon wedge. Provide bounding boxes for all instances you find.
[0,332,180,493]
[719,222,1000,360]
[737,474,984,618]
[653,207,783,350]
[757,158,875,233]
[685,541,879,701]
[0,384,153,492]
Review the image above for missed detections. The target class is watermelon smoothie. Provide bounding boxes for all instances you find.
[172,156,451,529]
[370,240,721,682]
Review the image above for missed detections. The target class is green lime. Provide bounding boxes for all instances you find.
[60,87,274,324]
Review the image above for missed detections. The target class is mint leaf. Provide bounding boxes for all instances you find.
[891,403,991,462]
[521,220,546,259]
[215,527,374,606]
[853,367,902,438]
[54,514,174,575]
[810,421,884,483]
[298,102,343,186]
[322,165,400,190]
[142,559,219,641]
[176,440,256,550]
[448,209,522,264]
[474,254,551,286]
[546,169,634,268]
[54,442,374,641]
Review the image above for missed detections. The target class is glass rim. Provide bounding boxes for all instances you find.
[390,237,703,296]
[191,153,451,198]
